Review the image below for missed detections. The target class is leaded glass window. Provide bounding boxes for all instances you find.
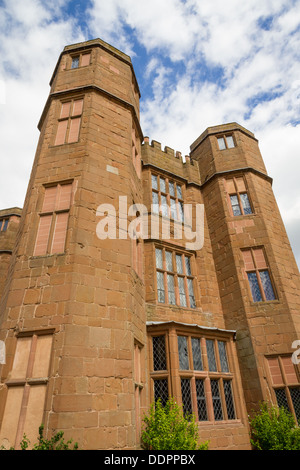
[154,379,169,407]
[225,176,253,216]
[206,339,217,372]
[181,379,193,417]
[152,336,167,371]
[211,379,223,420]
[224,380,236,420]
[150,173,184,221]
[243,248,277,302]
[218,341,229,373]
[259,271,276,301]
[196,379,208,421]
[191,338,203,371]
[178,336,189,370]
[155,249,196,308]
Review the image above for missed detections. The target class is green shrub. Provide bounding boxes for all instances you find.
[1,425,78,450]
[249,402,300,450]
[141,398,209,450]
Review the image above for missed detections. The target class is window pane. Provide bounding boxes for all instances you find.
[181,379,193,417]
[151,175,158,190]
[191,338,203,371]
[211,380,223,420]
[176,254,183,274]
[226,135,235,148]
[259,270,276,301]
[224,380,236,420]
[240,193,252,215]
[156,272,165,303]
[185,256,192,275]
[196,379,208,421]
[154,379,169,407]
[155,248,163,269]
[290,388,300,424]
[218,137,226,150]
[275,388,290,413]
[2,219,8,231]
[165,251,173,271]
[247,272,263,302]
[218,341,229,373]
[206,339,217,372]
[178,277,187,307]
[71,56,79,68]
[176,184,182,199]
[167,274,176,305]
[230,195,242,216]
[152,336,167,371]
[170,199,177,220]
[178,336,189,370]
[169,181,175,197]
[187,278,196,308]
[161,195,168,217]
[152,191,159,213]
[178,201,184,222]
[160,177,166,193]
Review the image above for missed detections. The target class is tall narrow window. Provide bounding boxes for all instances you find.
[155,248,196,308]
[34,183,73,256]
[217,135,235,150]
[225,177,253,216]
[242,248,276,302]
[71,53,91,69]
[0,218,9,232]
[0,332,53,449]
[54,98,83,145]
[267,356,300,424]
[149,328,237,423]
[151,336,169,407]
[151,174,184,221]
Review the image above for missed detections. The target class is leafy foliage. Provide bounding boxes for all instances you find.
[1,425,78,450]
[249,402,300,450]
[141,398,209,450]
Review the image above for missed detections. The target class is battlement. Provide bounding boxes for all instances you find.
[142,136,200,185]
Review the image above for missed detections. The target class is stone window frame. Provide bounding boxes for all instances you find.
[70,51,91,69]
[224,176,253,217]
[1,329,54,449]
[151,172,184,222]
[134,340,145,442]
[0,218,9,232]
[147,323,240,424]
[241,247,277,303]
[217,134,235,150]
[154,245,196,309]
[54,97,84,146]
[266,354,300,424]
[33,181,74,257]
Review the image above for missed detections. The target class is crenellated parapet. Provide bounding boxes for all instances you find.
[142,136,200,187]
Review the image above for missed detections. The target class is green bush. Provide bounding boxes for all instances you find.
[249,402,300,450]
[141,398,209,450]
[1,425,78,450]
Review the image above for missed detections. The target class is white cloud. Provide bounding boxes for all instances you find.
[0,0,299,269]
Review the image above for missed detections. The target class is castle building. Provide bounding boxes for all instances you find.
[0,38,299,450]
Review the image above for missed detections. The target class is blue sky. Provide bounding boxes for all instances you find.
[0,0,300,268]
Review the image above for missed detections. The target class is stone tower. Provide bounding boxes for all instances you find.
[0,41,299,451]
[190,123,300,412]
[0,39,146,450]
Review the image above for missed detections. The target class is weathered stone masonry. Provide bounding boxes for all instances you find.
[0,39,299,450]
